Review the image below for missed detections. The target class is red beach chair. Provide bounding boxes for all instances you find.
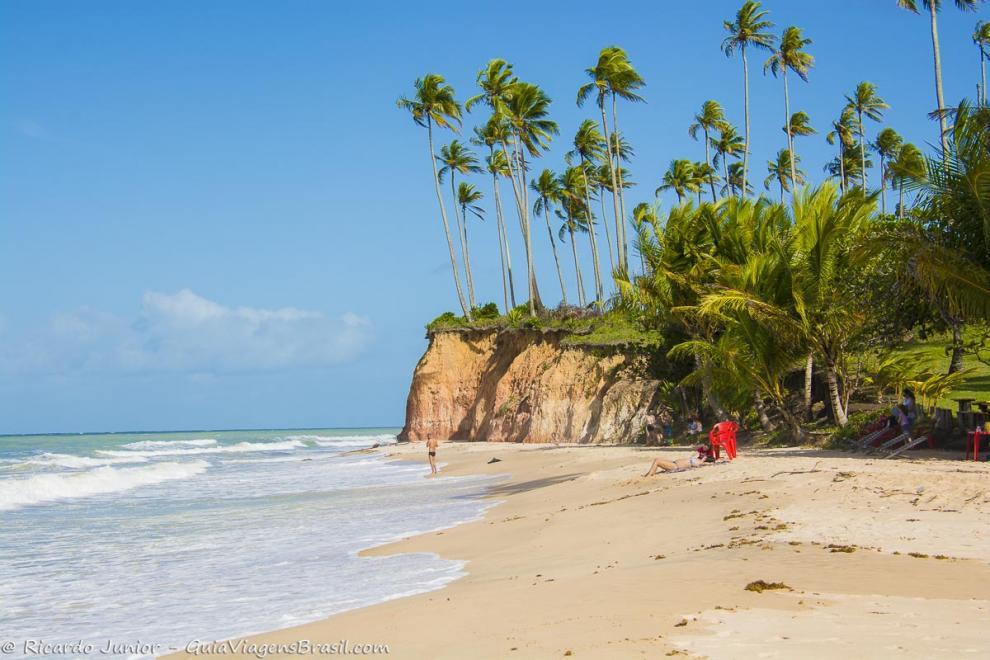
[709,421,739,460]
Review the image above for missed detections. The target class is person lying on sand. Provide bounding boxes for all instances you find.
[643,444,722,477]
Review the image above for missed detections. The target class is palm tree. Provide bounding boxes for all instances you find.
[974,21,990,105]
[871,127,904,215]
[532,169,568,304]
[826,107,858,192]
[610,131,637,259]
[897,0,983,157]
[689,100,727,201]
[578,46,645,271]
[765,26,814,189]
[397,74,472,319]
[505,81,559,315]
[568,120,608,301]
[465,59,517,115]
[764,149,804,201]
[457,182,485,309]
[472,119,517,311]
[559,166,592,306]
[723,1,777,198]
[888,142,926,218]
[693,161,718,204]
[723,161,754,198]
[657,160,700,203]
[438,140,483,308]
[712,122,745,197]
[844,82,889,188]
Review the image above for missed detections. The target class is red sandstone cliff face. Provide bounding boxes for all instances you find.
[398,329,661,444]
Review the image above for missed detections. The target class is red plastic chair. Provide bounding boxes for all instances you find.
[709,421,739,460]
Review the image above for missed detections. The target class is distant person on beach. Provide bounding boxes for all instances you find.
[644,412,660,445]
[642,444,720,477]
[687,416,703,436]
[426,436,438,475]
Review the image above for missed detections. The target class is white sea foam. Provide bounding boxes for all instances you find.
[96,439,305,459]
[121,438,217,450]
[21,452,150,469]
[303,434,397,447]
[0,461,209,511]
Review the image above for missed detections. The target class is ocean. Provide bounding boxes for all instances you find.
[0,429,499,657]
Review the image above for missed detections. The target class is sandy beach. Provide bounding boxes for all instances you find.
[164,442,990,659]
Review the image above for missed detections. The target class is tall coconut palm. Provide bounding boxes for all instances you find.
[657,160,700,203]
[723,1,777,198]
[505,81,559,315]
[456,182,485,309]
[568,119,608,301]
[693,161,718,204]
[559,166,592,306]
[689,100,728,201]
[472,119,516,311]
[826,107,858,192]
[437,140,483,308]
[975,21,990,105]
[610,131,637,260]
[396,74,471,319]
[723,161,754,198]
[844,82,889,189]
[764,149,804,201]
[888,142,926,218]
[532,169,568,304]
[712,122,745,197]
[871,127,904,215]
[465,59,517,115]
[765,26,814,189]
[578,46,645,271]
[897,0,984,157]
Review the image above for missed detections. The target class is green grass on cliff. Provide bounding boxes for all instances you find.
[426,305,662,349]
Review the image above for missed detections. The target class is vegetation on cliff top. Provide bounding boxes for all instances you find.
[402,1,990,440]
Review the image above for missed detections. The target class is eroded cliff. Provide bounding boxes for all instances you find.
[398,329,662,444]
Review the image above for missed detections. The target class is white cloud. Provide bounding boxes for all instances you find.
[0,290,371,375]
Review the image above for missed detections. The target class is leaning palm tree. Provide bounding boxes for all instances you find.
[897,0,984,157]
[845,82,889,188]
[765,26,814,189]
[888,142,926,218]
[764,149,804,201]
[437,140,483,308]
[559,166,592,306]
[723,1,777,198]
[657,160,700,203]
[693,161,718,204]
[826,107,858,192]
[505,81,559,315]
[567,120,608,300]
[396,74,471,319]
[975,20,990,105]
[578,46,645,271]
[465,59,517,115]
[456,182,485,309]
[712,122,745,197]
[689,100,728,201]
[532,169,568,304]
[472,119,517,311]
[871,127,904,215]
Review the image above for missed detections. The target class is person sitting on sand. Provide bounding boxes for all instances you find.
[643,444,721,477]
[687,416,703,436]
[426,436,438,475]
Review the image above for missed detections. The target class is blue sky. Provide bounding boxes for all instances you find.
[1,0,984,434]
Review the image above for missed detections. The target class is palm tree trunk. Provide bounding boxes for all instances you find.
[598,185,616,276]
[612,93,629,271]
[599,101,624,270]
[824,354,848,427]
[427,121,471,320]
[858,110,868,189]
[777,404,807,442]
[491,171,512,312]
[461,208,476,309]
[838,140,846,193]
[784,68,797,189]
[518,150,542,314]
[568,222,586,307]
[742,45,750,199]
[704,128,717,202]
[754,390,777,432]
[981,47,987,107]
[451,177,476,309]
[929,3,950,159]
[544,202,568,305]
[899,180,905,219]
[803,352,814,421]
[722,157,730,197]
[949,320,965,375]
[880,155,887,215]
[581,171,604,304]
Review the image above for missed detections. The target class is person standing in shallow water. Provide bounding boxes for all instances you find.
[426,436,438,475]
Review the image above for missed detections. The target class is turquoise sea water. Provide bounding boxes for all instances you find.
[0,429,498,657]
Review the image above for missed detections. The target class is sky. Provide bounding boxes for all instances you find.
[1,0,985,434]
